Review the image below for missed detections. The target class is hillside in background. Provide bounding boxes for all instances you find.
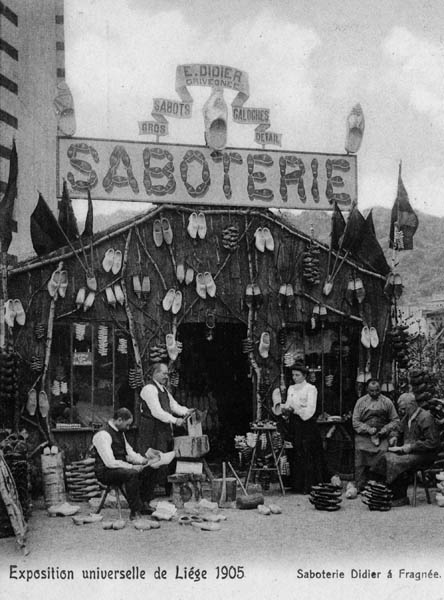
[92,205,444,305]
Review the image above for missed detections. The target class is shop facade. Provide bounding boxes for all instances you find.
[7,203,391,472]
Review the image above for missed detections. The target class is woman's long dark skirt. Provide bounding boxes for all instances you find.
[288,414,330,493]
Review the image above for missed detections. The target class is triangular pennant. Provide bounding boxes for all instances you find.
[58,180,79,241]
[389,164,418,250]
[30,194,66,256]
[339,203,366,254]
[355,212,390,275]
[82,189,94,239]
[331,202,346,251]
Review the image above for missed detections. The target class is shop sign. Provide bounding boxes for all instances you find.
[57,137,357,210]
[138,121,169,136]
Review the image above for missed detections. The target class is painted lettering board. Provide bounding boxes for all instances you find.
[57,137,357,210]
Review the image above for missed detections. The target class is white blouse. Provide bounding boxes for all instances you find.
[282,381,317,421]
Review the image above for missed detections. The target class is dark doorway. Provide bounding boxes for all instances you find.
[177,322,251,459]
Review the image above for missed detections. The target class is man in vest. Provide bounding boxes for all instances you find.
[93,407,155,519]
[137,363,193,501]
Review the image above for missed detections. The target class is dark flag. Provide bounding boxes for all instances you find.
[30,194,66,256]
[0,140,18,252]
[331,201,346,251]
[82,190,94,239]
[58,180,79,241]
[389,164,418,250]
[355,210,390,275]
[339,202,366,254]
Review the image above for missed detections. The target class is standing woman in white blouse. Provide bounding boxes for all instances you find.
[281,363,331,493]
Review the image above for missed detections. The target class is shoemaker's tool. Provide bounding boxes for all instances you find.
[227,461,248,496]
[218,462,235,508]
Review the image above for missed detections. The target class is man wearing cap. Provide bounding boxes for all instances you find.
[352,379,399,491]
[372,392,440,506]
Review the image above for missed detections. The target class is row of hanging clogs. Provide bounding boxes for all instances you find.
[409,368,435,404]
[163,289,182,314]
[117,337,128,355]
[34,322,46,340]
[75,288,95,311]
[132,275,151,297]
[165,334,183,361]
[102,248,123,274]
[47,269,69,299]
[128,366,144,389]
[51,380,68,396]
[3,299,26,327]
[187,212,207,240]
[278,284,294,309]
[360,325,379,348]
[388,324,409,369]
[176,264,194,285]
[153,218,173,247]
[384,272,403,300]
[30,355,43,372]
[302,245,321,285]
[196,272,216,299]
[97,325,109,357]
[345,277,365,304]
[149,344,168,364]
[221,225,239,251]
[254,227,274,252]
[244,283,263,309]
[0,350,19,402]
[26,389,49,418]
[74,322,86,341]
[104,284,125,307]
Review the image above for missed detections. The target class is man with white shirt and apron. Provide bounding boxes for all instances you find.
[137,363,193,501]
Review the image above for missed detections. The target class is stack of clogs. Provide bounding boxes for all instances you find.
[0,349,19,411]
[221,225,240,251]
[409,369,436,406]
[302,244,321,286]
[149,344,168,364]
[388,324,410,369]
[361,481,392,511]
[309,483,342,511]
[128,366,144,389]
[65,458,102,502]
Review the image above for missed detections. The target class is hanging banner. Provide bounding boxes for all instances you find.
[57,137,357,210]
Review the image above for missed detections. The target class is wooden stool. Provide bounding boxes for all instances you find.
[411,470,432,507]
[95,485,124,518]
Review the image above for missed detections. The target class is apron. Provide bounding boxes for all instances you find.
[355,406,391,460]
[138,383,174,454]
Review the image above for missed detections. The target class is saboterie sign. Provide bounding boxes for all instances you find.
[57,137,357,210]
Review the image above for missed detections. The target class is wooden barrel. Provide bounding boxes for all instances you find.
[211,478,237,503]
[41,453,67,507]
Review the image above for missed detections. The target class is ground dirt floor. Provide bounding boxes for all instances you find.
[1,484,443,600]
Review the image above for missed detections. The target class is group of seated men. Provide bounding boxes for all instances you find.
[353,379,440,505]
